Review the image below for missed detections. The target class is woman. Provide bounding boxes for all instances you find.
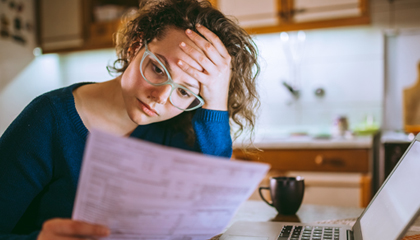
[0,0,260,239]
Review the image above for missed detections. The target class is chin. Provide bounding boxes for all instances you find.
[127,108,149,125]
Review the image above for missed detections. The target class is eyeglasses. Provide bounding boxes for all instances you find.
[139,40,204,111]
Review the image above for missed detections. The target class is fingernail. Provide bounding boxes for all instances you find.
[178,60,183,66]
[186,29,192,34]
[101,227,110,236]
[180,42,186,47]
[196,23,201,28]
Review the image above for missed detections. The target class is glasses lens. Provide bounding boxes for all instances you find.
[140,52,203,111]
[141,54,169,85]
[171,86,202,111]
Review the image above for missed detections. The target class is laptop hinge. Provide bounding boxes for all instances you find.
[347,230,354,240]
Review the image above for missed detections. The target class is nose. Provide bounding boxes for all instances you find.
[150,84,172,104]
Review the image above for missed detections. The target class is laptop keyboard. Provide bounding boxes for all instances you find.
[277,225,340,240]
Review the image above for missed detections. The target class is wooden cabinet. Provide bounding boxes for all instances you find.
[370,0,420,30]
[87,20,122,49]
[234,147,372,207]
[37,0,370,52]
[37,0,137,53]
[216,0,370,34]
[233,148,370,173]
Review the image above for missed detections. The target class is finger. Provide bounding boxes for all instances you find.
[40,232,89,240]
[195,24,230,60]
[185,29,225,66]
[177,59,208,84]
[181,54,204,72]
[43,219,110,237]
[179,41,217,73]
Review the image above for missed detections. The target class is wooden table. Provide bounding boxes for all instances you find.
[210,200,363,239]
[226,200,363,227]
[211,200,420,240]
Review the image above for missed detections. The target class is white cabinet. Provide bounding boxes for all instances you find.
[215,0,370,34]
[218,0,279,28]
[293,0,363,22]
[39,0,84,51]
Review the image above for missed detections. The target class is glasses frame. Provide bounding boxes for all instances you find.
[139,40,204,111]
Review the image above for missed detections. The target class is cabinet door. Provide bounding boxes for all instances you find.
[39,0,84,51]
[293,0,362,22]
[218,0,279,28]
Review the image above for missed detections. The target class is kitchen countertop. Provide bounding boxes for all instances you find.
[381,131,413,143]
[233,135,373,149]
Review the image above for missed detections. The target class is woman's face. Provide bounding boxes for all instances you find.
[120,28,203,125]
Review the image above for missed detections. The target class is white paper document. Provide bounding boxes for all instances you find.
[72,130,270,240]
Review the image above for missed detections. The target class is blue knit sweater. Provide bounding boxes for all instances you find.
[0,83,232,239]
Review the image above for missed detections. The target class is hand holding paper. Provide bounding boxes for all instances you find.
[72,130,269,240]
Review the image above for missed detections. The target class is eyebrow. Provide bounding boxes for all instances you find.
[155,53,200,90]
[156,53,172,73]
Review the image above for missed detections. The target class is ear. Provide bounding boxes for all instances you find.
[127,41,143,62]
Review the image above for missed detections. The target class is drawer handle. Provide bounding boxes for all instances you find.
[315,155,346,167]
[315,155,324,165]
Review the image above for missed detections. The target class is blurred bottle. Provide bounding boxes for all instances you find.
[332,115,349,138]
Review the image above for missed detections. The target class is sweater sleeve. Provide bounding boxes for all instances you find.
[0,95,55,239]
[0,232,40,240]
[191,108,232,158]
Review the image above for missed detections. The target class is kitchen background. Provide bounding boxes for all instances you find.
[1,0,420,207]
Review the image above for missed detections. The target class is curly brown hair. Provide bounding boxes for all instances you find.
[109,0,260,146]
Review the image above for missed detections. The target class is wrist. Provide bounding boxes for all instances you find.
[202,102,227,111]
[201,93,228,110]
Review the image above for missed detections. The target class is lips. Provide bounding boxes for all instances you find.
[137,99,158,117]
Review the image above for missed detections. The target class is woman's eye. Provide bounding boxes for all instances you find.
[152,64,164,76]
[178,88,191,98]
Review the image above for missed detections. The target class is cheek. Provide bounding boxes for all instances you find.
[121,66,150,93]
[163,105,184,119]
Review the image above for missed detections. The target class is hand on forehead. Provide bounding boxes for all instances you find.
[150,28,204,72]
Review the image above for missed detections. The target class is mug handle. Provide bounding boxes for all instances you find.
[258,186,273,207]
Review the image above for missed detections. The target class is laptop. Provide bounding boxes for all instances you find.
[221,133,420,240]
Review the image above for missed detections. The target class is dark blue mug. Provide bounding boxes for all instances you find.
[259,176,305,215]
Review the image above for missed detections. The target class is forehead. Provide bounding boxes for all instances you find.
[148,27,202,58]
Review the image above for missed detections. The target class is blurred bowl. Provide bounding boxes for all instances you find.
[353,127,379,136]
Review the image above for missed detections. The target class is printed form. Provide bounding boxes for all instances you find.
[72,130,270,240]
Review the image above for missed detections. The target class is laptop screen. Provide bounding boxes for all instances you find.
[359,140,420,240]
